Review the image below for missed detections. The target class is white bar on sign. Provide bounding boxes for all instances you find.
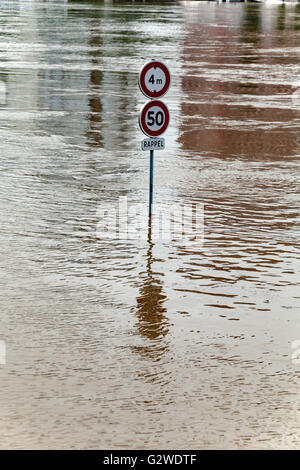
[0,340,6,365]
[0,81,6,105]
[141,138,165,151]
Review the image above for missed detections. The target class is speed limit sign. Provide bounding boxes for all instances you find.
[139,100,170,137]
[139,60,171,99]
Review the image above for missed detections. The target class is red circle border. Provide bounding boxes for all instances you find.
[139,100,170,137]
[139,61,171,99]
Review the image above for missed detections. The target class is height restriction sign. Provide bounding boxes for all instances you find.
[139,60,171,99]
[139,100,170,138]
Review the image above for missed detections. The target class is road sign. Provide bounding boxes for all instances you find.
[141,138,165,151]
[139,100,170,138]
[139,60,171,99]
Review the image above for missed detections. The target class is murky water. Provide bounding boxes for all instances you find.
[0,0,299,449]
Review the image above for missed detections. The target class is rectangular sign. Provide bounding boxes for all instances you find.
[141,138,165,151]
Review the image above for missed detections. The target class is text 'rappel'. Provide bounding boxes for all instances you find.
[141,138,165,151]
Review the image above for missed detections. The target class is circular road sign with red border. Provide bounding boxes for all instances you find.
[139,60,171,99]
[139,100,170,137]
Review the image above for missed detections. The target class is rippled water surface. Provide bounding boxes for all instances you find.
[0,0,299,449]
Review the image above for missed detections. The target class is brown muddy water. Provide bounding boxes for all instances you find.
[0,0,299,449]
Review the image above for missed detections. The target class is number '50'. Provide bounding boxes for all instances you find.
[147,111,164,126]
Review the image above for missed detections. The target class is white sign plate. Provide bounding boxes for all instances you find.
[141,138,165,151]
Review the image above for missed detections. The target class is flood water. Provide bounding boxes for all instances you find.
[0,0,300,449]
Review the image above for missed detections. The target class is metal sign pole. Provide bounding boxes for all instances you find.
[149,149,154,217]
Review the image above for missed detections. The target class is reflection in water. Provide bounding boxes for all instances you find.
[243,3,262,39]
[0,0,299,450]
[277,4,286,33]
[295,4,300,32]
[133,220,169,360]
[86,14,104,147]
[179,3,300,160]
